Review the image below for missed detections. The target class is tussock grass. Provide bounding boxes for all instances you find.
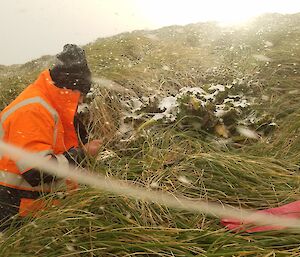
[86,89,123,143]
[2,189,300,256]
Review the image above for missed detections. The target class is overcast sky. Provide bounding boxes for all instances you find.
[1,0,300,65]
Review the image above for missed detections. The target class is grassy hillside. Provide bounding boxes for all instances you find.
[0,13,300,256]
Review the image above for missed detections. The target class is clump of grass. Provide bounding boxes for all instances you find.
[85,88,123,143]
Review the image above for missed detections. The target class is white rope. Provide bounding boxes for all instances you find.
[0,140,300,231]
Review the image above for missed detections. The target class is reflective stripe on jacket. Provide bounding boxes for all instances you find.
[0,69,80,192]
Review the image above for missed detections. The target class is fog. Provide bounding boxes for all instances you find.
[1,0,299,65]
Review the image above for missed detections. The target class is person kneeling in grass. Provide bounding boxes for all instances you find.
[0,44,102,231]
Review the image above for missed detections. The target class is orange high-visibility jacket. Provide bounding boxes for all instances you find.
[0,69,81,216]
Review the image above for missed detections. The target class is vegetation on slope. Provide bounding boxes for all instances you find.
[0,12,300,256]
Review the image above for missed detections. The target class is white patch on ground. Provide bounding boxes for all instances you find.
[179,87,206,95]
[144,33,160,41]
[253,54,272,62]
[131,98,144,112]
[150,181,159,188]
[153,96,178,121]
[208,84,225,92]
[236,126,259,139]
[77,103,88,113]
[264,41,274,47]
[96,150,117,162]
[178,175,191,185]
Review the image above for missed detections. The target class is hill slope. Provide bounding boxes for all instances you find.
[0,13,300,256]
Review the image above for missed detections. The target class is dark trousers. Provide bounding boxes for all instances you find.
[0,185,40,231]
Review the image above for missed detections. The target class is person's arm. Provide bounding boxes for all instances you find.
[8,106,103,187]
[21,154,57,187]
[22,142,102,187]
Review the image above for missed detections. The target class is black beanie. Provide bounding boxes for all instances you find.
[50,44,92,94]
